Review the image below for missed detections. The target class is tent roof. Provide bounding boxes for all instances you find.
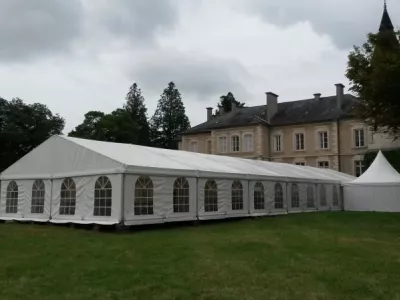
[350,151,400,185]
[62,136,353,183]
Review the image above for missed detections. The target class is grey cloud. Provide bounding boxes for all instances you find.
[97,0,178,44]
[128,50,253,103]
[0,0,84,62]
[240,0,400,49]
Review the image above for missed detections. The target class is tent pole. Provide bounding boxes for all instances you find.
[48,178,53,223]
[121,173,125,226]
[195,176,199,222]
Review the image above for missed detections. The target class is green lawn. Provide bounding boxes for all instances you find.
[1,212,400,300]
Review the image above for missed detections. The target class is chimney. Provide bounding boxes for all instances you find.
[266,92,279,123]
[335,83,344,109]
[231,99,237,114]
[218,104,225,116]
[314,93,321,101]
[206,107,213,121]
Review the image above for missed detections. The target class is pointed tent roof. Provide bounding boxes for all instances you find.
[379,1,394,32]
[351,151,400,185]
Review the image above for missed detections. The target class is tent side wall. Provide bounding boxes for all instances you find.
[50,174,122,225]
[123,174,197,226]
[0,179,51,222]
[344,185,400,212]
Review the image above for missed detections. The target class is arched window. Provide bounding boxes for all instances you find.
[173,177,189,213]
[254,182,264,210]
[274,183,284,209]
[31,180,45,214]
[291,184,300,208]
[320,185,327,207]
[306,185,315,208]
[60,178,76,215]
[332,186,339,207]
[231,180,243,211]
[6,181,18,214]
[204,180,218,212]
[94,176,112,216]
[134,176,154,215]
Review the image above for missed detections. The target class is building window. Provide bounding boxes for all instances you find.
[94,176,112,217]
[274,135,282,152]
[291,184,300,208]
[173,177,189,213]
[204,180,218,212]
[6,181,18,214]
[254,182,265,210]
[354,160,365,177]
[306,185,315,208]
[295,133,305,150]
[243,134,253,152]
[354,129,365,147]
[207,140,212,154]
[333,186,339,207]
[318,131,328,149]
[231,180,243,211]
[31,180,45,214]
[189,141,198,152]
[60,178,76,215]
[218,136,227,153]
[295,162,306,166]
[318,161,330,169]
[274,183,284,209]
[320,185,327,207]
[134,176,154,215]
[231,135,240,152]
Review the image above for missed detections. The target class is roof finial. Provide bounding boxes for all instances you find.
[384,0,387,9]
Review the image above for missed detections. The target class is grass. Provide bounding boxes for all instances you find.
[1,212,400,300]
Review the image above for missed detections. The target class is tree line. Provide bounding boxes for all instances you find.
[69,81,190,149]
[0,80,241,172]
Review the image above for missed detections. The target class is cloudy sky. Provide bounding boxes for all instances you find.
[1,0,398,133]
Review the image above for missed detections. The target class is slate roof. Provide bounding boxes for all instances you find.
[183,94,359,134]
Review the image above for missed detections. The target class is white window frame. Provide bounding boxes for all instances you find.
[189,140,198,152]
[317,130,329,150]
[354,160,365,177]
[317,161,330,169]
[218,136,228,153]
[353,128,366,148]
[294,132,305,151]
[243,134,253,152]
[231,135,240,152]
[273,134,282,152]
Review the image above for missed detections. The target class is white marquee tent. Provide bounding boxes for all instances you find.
[344,151,400,212]
[0,135,355,226]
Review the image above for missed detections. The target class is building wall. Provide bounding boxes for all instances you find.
[269,121,340,169]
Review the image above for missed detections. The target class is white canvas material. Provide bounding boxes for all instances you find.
[0,135,353,225]
[344,151,400,212]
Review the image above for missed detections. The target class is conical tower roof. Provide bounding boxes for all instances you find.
[379,1,395,32]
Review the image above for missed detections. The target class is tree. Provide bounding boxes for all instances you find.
[215,92,245,115]
[68,109,139,144]
[0,97,65,172]
[346,5,400,139]
[150,82,191,149]
[123,83,151,146]
[69,111,106,140]
[97,109,140,144]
